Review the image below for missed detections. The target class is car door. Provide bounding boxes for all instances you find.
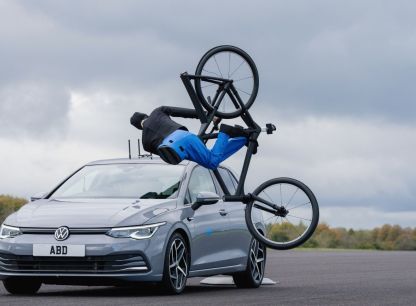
[185,166,230,271]
[216,167,252,265]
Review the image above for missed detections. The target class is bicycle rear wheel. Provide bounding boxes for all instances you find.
[245,177,319,250]
[195,45,259,119]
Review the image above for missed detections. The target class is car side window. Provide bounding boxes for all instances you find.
[184,189,192,205]
[218,167,236,194]
[186,166,217,203]
[229,171,239,190]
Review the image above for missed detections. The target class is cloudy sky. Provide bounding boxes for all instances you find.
[1,0,415,229]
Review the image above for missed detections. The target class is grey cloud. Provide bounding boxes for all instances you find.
[0,0,413,123]
[0,82,70,138]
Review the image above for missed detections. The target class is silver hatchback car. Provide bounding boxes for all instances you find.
[0,158,266,294]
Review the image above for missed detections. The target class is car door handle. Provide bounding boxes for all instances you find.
[219,209,228,216]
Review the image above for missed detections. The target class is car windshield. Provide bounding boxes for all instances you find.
[49,163,185,199]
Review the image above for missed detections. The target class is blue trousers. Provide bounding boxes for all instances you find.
[158,130,247,170]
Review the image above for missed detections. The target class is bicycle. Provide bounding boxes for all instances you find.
[181,45,319,250]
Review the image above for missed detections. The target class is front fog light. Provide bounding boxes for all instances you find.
[0,224,22,239]
[106,222,166,240]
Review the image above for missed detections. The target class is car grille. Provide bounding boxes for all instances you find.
[0,253,148,274]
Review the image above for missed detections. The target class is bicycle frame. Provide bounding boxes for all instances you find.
[181,72,271,206]
[177,46,318,250]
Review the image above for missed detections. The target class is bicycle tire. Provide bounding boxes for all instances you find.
[195,45,259,119]
[245,177,319,250]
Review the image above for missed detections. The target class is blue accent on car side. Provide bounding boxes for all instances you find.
[206,227,213,236]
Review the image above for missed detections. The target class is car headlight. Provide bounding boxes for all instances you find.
[0,224,22,239]
[106,222,166,240]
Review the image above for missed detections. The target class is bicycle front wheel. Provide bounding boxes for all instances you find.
[245,178,319,250]
[195,45,259,119]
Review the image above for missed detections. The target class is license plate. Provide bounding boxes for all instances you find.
[33,244,85,257]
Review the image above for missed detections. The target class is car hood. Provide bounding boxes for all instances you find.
[5,198,177,228]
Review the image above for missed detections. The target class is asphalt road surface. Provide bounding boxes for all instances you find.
[1,250,415,305]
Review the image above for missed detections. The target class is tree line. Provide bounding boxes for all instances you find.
[268,222,416,250]
[0,195,27,224]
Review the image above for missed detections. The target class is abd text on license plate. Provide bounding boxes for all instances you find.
[33,244,85,257]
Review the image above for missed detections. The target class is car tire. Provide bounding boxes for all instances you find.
[3,278,42,295]
[233,238,266,288]
[160,232,190,294]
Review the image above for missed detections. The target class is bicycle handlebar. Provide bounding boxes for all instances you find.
[202,123,276,140]
[262,123,277,134]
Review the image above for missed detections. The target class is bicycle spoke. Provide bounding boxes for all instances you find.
[286,187,299,207]
[230,59,245,77]
[202,68,222,77]
[276,216,282,224]
[284,217,303,237]
[213,55,223,78]
[272,215,280,228]
[234,76,253,82]
[287,214,312,222]
[235,87,251,96]
[286,201,311,210]
[261,190,274,203]
[264,214,278,223]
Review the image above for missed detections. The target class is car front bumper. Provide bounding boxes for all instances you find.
[0,229,168,283]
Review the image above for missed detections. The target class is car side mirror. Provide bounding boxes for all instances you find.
[30,192,47,202]
[191,191,220,210]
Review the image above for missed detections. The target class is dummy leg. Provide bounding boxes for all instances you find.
[158,131,247,170]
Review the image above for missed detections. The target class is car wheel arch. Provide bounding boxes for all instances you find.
[162,222,192,263]
[172,228,191,259]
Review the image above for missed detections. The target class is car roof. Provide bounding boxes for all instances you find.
[86,157,190,166]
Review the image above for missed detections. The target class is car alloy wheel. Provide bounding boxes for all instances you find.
[233,237,266,288]
[168,237,189,292]
[249,238,265,283]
